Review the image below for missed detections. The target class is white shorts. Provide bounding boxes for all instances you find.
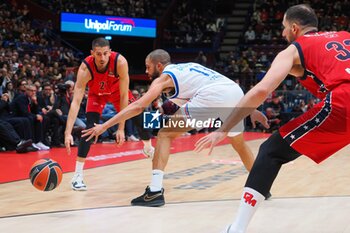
[179,83,244,137]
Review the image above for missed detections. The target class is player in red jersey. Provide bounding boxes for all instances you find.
[195,4,350,232]
[64,38,153,191]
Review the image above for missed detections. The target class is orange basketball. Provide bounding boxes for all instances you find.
[29,158,62,191]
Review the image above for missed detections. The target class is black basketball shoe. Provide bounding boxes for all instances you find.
[131,186,165,207]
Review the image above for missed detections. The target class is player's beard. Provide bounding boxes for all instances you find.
[150,69,161,80]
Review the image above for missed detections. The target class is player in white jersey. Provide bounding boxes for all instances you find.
[82,49,269,207]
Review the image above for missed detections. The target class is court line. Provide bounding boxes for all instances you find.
[1,194,349,219]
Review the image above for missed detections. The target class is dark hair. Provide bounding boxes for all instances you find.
[146,49,171,65]
[92,37,110,49]
[285,4,318,28]
[42,82,52,89]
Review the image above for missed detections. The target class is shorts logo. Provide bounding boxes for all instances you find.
[143,110,162,129]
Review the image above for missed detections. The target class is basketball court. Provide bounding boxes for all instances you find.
[1,132,350,233]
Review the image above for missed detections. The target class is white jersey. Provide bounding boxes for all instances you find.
[163,62,244,136]
[162,62,237,105]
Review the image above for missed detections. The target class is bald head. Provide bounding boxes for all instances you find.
[146,49,171,65]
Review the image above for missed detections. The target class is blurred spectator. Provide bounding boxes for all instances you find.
[10,84,50,150]
[53,80,85,144]
[194,51,207,66]
[244,26,256,43]
[37,82,64,147]
[3,81,15,102]
[263,107,281,133]
[0,120,32,153]
[0,93,34,146]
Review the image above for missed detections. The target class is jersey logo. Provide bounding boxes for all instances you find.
[108,71,115,77]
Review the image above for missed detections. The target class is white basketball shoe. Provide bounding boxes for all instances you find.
[71,173,87,191]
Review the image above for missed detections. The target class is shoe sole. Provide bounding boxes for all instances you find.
[71,186,87,191]
[131,200,165,207]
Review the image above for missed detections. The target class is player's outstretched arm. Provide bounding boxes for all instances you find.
[82,74,174,142]
[195,45,297,154]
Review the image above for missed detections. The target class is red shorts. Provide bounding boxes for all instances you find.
[279,83,350,163]
[86,90,134,114]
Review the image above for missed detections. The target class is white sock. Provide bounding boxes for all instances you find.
[142,139,152,150]
[149,169,164,192]
[228,187,265,233]
[75,161,85,176]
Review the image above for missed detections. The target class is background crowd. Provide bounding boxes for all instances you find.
[1,0,349,152]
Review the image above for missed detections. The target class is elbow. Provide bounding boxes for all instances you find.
[254,87,270,100]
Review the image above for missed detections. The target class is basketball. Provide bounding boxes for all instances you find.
[29,158,62,191]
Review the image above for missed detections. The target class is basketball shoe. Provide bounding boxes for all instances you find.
[143,146,155,158]
[131,186,165,207]
[71,173,87,191]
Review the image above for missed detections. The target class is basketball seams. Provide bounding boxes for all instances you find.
[29,160,51,184]
[33,165,50,191]
[29,159,62,191]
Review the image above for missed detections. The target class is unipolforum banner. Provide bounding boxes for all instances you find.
[61,12,156,38]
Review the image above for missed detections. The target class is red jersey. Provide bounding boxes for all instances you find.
[83,51,120,96]
[83,52,134,114]
[293,31,350,99]
[279,31,350,163]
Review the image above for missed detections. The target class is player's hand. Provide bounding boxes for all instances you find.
[64,134,74,155]
[81,123,106,143]
[250,109,270,129]
[81,123,106,144]
[115,129,126,146]
[194,131,227,155]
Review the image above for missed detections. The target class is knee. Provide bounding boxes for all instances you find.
[157,129,178,140]
[256,132,300,165]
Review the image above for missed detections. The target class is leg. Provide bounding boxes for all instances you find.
[0,120,32,152]
[31,119,50,150]
[131,112,154,157]
[227,132,301,233]
[71,112,100,191]
[131,111,192,207]
[0,120,21,150]
[76,112,100,163]
[229,133,254,171]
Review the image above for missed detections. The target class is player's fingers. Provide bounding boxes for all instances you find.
[251,120,256,129]
[263,119,270,129]
[194,136,206,147]
[207,142,214,156]
[65,143,71,155]
[93,136,98,144]
[195,137,209,153]
[86,133,94,142]
[81,129,92,138]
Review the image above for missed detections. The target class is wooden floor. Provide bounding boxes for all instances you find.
[1,138,350,233]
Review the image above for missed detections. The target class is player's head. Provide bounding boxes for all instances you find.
[282,4,318,43]
[145,49,171,79]
[91,37,111,69]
